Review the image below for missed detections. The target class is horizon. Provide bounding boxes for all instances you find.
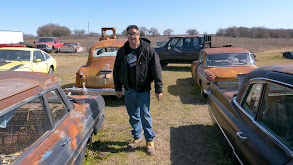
[1,0,293,36]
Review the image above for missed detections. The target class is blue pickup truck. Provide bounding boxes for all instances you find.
[154,35,212,66]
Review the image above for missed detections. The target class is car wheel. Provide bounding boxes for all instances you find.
[48,66,54,74]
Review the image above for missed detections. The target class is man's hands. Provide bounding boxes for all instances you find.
[116,91,122,98]
[156,93,163,101]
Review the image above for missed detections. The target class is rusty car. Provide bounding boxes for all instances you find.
[208,63,293,164]
[0,71,105,165]
[191,47,258,97]
[59,42,83,53]
[66,39,127,95]
[99,27,118,41]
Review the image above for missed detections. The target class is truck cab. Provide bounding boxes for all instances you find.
[155,35,211,65]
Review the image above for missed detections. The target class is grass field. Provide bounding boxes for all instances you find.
[43,36,293,165]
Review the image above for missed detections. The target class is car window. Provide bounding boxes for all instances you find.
[206,52,255,67]
[0,97,50,163]
[93,47,120,57]
[184,37,199,47]
[43,52,51,60]
[169,38,183,48]
[257,84,293,149]
[45,90,68,124]
[0,50,30,61]
[242,83,263,116]
[33,51,45,62]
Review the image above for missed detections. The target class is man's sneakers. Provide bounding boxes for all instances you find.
[128,138,143,148]
[146,141,155,154]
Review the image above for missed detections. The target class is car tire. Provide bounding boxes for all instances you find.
[48,66,54,74]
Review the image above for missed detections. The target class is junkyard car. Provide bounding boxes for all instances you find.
[0,47,57,74]
[67,39,127,95]
[154,41,167,48]
[59,42,82,53]
[208,63,293,164]
[191,47,258,97]
[0,71,105,165]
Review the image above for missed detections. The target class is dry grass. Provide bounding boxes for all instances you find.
[42,36,293,165]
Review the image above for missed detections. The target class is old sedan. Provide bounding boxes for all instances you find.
[208,63,293,164]
[0,47,57,74]
[59,42,83,53]
[0,71,105,165]
[67,39,127,95]
[191,47,258,97]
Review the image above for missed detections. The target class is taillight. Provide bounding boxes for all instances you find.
[79,72,83,79]
[207,75,214,82]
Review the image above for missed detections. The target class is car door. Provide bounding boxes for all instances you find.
[157,38,184,63]
[232,82,292,164]
[32,50,48,73]
[183,37,201,62]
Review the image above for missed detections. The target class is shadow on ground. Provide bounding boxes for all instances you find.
[162,65,191,72]
[168,78,206,105]
[61,83,75,89]
[170,125,231,165]
[103,96,125,107]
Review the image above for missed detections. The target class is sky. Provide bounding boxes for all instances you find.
[1,0,293,36]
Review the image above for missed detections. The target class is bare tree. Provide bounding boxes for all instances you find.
[148,27,160,37]
[73,29,87,37]
[120,29,128,36]
[37,23,71,37]
[87,32,100,37]
[140,26,148,36]
[186,29,199,35]
[163,29,173,36]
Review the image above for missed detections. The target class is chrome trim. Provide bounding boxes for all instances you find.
[66,86,125,96]
[207,105,243,165]
[233,97,293,157]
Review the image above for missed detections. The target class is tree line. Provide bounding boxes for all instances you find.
[216,26,293,38]
[28,23,200,37]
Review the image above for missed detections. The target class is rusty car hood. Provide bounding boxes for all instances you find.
[206,66,258,80]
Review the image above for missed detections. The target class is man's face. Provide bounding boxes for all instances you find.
[127,28,140,45]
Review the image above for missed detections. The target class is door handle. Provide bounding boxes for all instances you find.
[62,137,71,146]
[236,132,247,140]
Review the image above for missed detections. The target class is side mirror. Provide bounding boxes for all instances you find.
[36,59,41,63]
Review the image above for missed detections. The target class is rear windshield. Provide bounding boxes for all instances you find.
[0,50,31,61]
[93,47,120,57]
[206,52,255,67]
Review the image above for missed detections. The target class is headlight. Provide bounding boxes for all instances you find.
[47,45,52,48]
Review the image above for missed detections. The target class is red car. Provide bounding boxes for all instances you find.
[33,37,63,53]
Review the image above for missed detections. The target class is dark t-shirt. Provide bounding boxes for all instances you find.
[126,45,141,90]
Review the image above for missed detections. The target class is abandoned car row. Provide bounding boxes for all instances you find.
[0,33,293,164]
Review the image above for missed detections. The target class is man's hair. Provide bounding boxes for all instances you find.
[127,25,139,32]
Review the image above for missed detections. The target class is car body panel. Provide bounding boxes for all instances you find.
[191,47,257,95]
[208,63,293,164]
[59,42,82,53]
[0,47,57,73]
[0,71,105,165]
[67,39,127,96]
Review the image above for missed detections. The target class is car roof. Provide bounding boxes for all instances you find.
[0,47,41,51]
[202,47,251,55]
[236,63,293,102]
[0,71,60,110]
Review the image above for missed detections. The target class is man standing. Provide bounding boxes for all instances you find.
[113,25,163,154]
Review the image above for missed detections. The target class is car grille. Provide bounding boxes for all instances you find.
[35,44,46,48]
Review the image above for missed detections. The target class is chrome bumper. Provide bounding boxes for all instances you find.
[65,86,125,96]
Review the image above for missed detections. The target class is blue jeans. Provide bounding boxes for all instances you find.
[125,88,155,142]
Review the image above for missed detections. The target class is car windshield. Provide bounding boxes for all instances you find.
[0,50,31,61]
[206,52,255,67]
[93,47,120,57]
[37,38,53,43]
[63,43,77,47]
